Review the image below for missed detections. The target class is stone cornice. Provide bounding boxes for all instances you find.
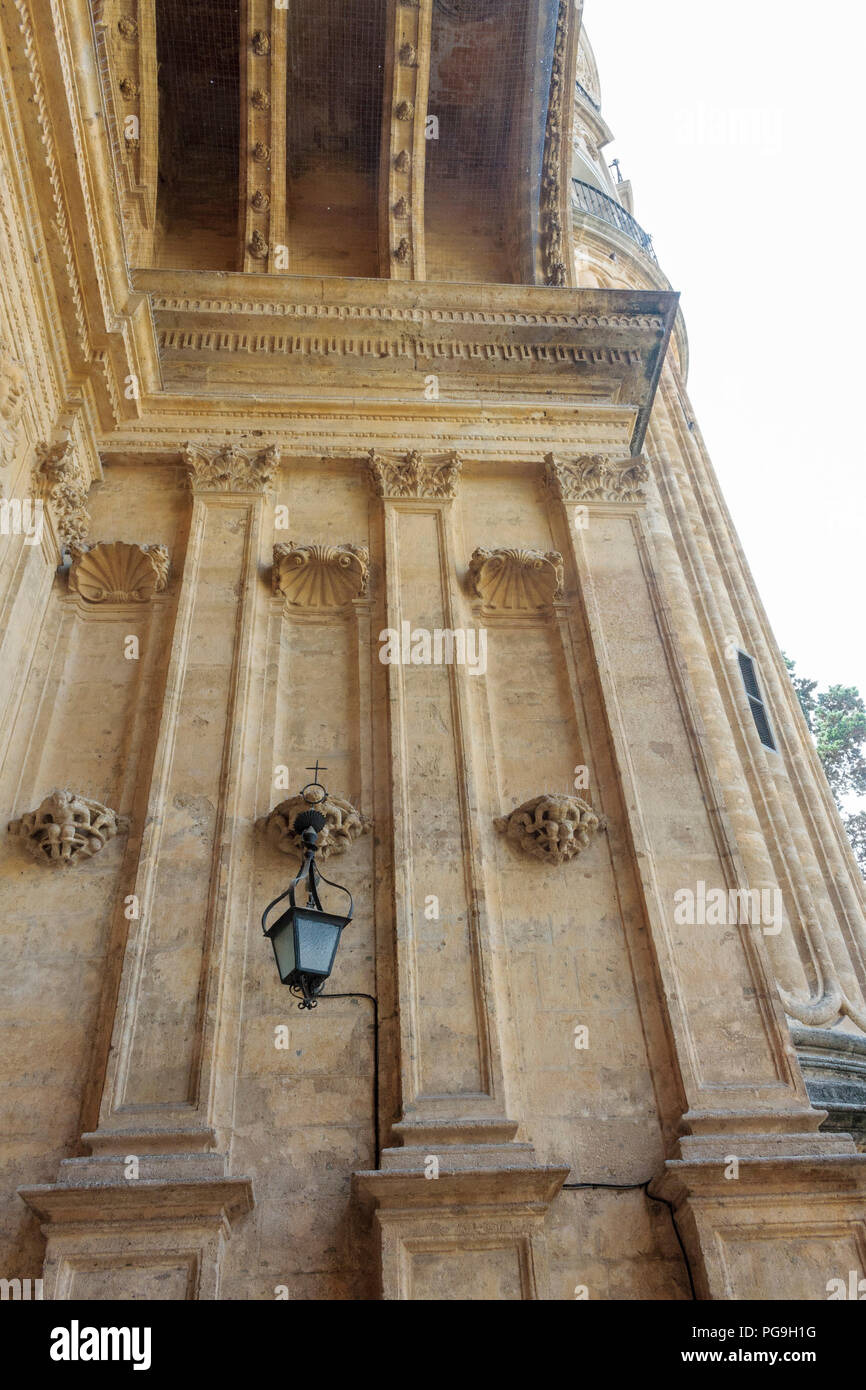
[134,272,677,455]
[17,1176,255,1227]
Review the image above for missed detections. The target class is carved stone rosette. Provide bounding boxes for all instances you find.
[259,792,370,862]
[494,794,603,865]
[272,543,369,610]
[183,443,281,493]
[8,789,129,867]
[68,541,169,602]
[545,452,649,503]
[368,449,462,499]
[32,439,91,549]
[468,547,563,610]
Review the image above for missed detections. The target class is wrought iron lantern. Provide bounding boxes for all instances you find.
[261,782,354,1010]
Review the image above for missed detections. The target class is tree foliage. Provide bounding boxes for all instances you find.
[785,655,866,875]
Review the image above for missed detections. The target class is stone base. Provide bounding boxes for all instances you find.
[651,1155,866,1300]
[354,1126,568,1300]
[18,1174,254,1300]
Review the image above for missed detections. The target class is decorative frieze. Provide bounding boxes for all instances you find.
[259,792,369,862]
[67,541,169,603]
[468,547,563,611]
[368,449,461,499]
[183,442,280,493]
[545,452,649,502]
[0,337,26,464]
[32,438,91,549]
[540,0,569,288]
[494,793,603,865]
[272,543,369,609]
[8,789,129,867]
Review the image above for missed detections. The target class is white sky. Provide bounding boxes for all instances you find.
[585,0,865,696]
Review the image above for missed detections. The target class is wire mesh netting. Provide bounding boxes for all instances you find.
[155,0,241,269]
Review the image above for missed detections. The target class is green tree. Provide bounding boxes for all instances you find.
[785,656,866,876]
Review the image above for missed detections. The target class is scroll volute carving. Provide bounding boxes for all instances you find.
[68,541,169,602]
[272,543,369,610]
[468,547,564,611]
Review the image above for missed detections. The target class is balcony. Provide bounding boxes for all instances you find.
[571,178,658,264]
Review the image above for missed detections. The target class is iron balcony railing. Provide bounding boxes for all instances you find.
[571,178,658,264]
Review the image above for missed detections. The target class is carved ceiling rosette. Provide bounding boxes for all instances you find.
[259,792,370,862]
[468,547,564,610]
[272,543,369,610]
[545,452,649,503]
[67,541,169,603]
[8,789,129,867]
[368,449,462,499]
[32,438,91,549]
[183,442,281,493]
[494,793,603,866]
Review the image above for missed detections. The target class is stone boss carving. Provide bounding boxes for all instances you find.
[8,789,129,867]
[495,793,603,865]
[259,792,369,862]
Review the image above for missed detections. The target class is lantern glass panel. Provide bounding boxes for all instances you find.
[294,910,344,977]
[268,910,298,985]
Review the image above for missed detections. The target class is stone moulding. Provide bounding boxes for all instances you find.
[368,448,462,499]
[545,451,649,502]
[67,541,169,602]
[468,547,564,611]
[494,793,604,865]
[258,793,370,862]
[272,543,369,609]
[0,336,26,463]
[8,789,129,867]
[183,442,281,492]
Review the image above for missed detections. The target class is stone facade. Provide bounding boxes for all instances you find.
[0,1,863,1302]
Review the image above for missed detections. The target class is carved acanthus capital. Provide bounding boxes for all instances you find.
[259,792,370,862]
[468,547,564,610]
[545,453,649,503]
[494,794,604,865]
[32,438,90,549]
[273,543,369,609]
[0,340,26,465]
[68,541,169,603]
[8,789,129,867]
[368,449,461,499]
[183,443,281,493]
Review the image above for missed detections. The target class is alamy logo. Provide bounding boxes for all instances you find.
[673,881,783,936]
[50,1321,152,1371]
[378,622,487,676]
[0,498,43,546]
[0,1277,43,1300]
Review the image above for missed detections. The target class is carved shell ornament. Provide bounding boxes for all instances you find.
[468,547,563,610]
[8,790,129,867]
[67,541,169,603]
[259,792,369,862]
[495,794,604,865]
[272,543,369,609]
